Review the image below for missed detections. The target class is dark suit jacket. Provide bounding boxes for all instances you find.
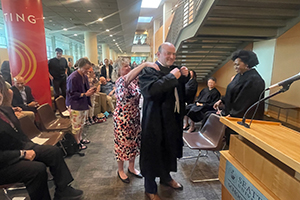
[0,106,34,169]
[11,85,36,111]
[100,64,113,79]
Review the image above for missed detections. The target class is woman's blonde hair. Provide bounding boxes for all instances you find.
[116,57,130,77]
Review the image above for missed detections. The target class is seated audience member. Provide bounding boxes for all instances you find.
[0,82,83,200]
[87,68,100,124]
[185,77,221,133]
[183,70,198,130]
[11,76,39,113]
[98,76,116,112]
[0,76,35,121]
[213,50,265,144]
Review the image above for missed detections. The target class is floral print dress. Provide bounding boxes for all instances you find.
[113,76,141,161]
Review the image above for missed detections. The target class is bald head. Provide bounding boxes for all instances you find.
[157,42,176,67]
[14,76,25,90]
[99,77,107,85]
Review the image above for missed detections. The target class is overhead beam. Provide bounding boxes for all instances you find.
[206,18,286,28]
[181,43,241,47]
[211,6,299,18]
[178,47,236,52]
[197,26,277,38]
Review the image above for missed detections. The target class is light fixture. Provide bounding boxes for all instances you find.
[74,34,78,36]
[113,39,116,41]
[63,28,67,31]
[141,0,162,8]
[87,10,91,12]
[106,29,110,32]
[43,17,45,19]
[115,43,118,45]
[138,16,153,23]
[98,18,103,21]
[175,4,178,7]
[110,35,113,37]
[49,19,52,22]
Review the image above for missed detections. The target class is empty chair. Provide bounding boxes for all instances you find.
[55,96,70,118]
[37,103,71,132]
[19,115,65,148]
[183,113,226,182]
[0,184,26,200]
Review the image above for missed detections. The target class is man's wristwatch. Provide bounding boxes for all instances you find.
[20,150,26,159]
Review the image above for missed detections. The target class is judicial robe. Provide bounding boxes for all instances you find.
[186,87,221,122]
[139,62,189,178]
[222,68,265,119]
[185,78,198,104]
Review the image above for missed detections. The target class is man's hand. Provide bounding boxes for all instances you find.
[12,107,22,112]
[28,101,39,107]
[170,68,181,79]
[24,150,36,161]
[49,74,53,81]
[180,66,189,77]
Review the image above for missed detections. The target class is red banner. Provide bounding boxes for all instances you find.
[1,0,52,106]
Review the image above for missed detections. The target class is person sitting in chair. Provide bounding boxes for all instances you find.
[11,76,39,113]
[98,76,116,112]
[0,82,83,200]
[185,77,221,133]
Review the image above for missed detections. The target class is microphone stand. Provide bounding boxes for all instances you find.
[237,83,291,128]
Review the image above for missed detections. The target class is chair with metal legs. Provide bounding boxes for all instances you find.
[182,113,226,183]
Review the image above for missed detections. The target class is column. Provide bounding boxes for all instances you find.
[110,49,115,60]
[163,2,172,42]
[51,36,56,57]
[1,0,51,105]
[84,32,98,64]
[153,20,160,62]
[101,43,110,62]
[69,42,73,63]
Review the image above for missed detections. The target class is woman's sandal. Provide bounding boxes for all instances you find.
[78,143,88,151]
[80,139,90,144]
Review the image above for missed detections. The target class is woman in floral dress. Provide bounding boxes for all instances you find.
[114,58,159,183]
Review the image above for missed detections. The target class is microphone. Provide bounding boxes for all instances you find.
[266,72,300,90]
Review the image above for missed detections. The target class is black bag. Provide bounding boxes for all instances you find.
[59,133,85,157]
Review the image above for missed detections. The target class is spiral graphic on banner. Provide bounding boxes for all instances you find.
[9,38,37,83]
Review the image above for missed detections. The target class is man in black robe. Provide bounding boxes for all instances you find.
[185,77,221,132]
[139,42,190,199]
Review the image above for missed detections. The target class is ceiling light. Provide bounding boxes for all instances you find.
[106,29,109,32]
[138,16,153,23]
[74,34,78,36]
[63,28,67,31]
[115,43,118,45]
[87,10,91,12]
[110,35,113,37]
[175,4,178,7]
[141,0,162,8]
[113,39,116,41]
[49,20,52,22]
[43,17,45,19]
[98,18,103,21]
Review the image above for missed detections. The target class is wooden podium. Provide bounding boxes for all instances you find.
[218,117,300,200]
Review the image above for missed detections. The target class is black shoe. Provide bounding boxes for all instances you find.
[128,168,143,178]
[54,185,83,200]
[117,171,130,183]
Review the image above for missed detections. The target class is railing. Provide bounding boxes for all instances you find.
[166,0,202,45]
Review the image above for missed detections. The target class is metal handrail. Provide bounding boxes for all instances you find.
[166,0,202,44]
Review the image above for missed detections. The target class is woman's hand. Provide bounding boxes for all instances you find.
[145,62,160,71]
[213,100,222,110]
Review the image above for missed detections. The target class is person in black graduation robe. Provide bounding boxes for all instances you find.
[214,50,265,144]
[139,42,189,198]
[185,77,221,132]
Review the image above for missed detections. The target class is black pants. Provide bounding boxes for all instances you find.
[53,78,66,99]
[144,169,172,194]
[0,145,73,200]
